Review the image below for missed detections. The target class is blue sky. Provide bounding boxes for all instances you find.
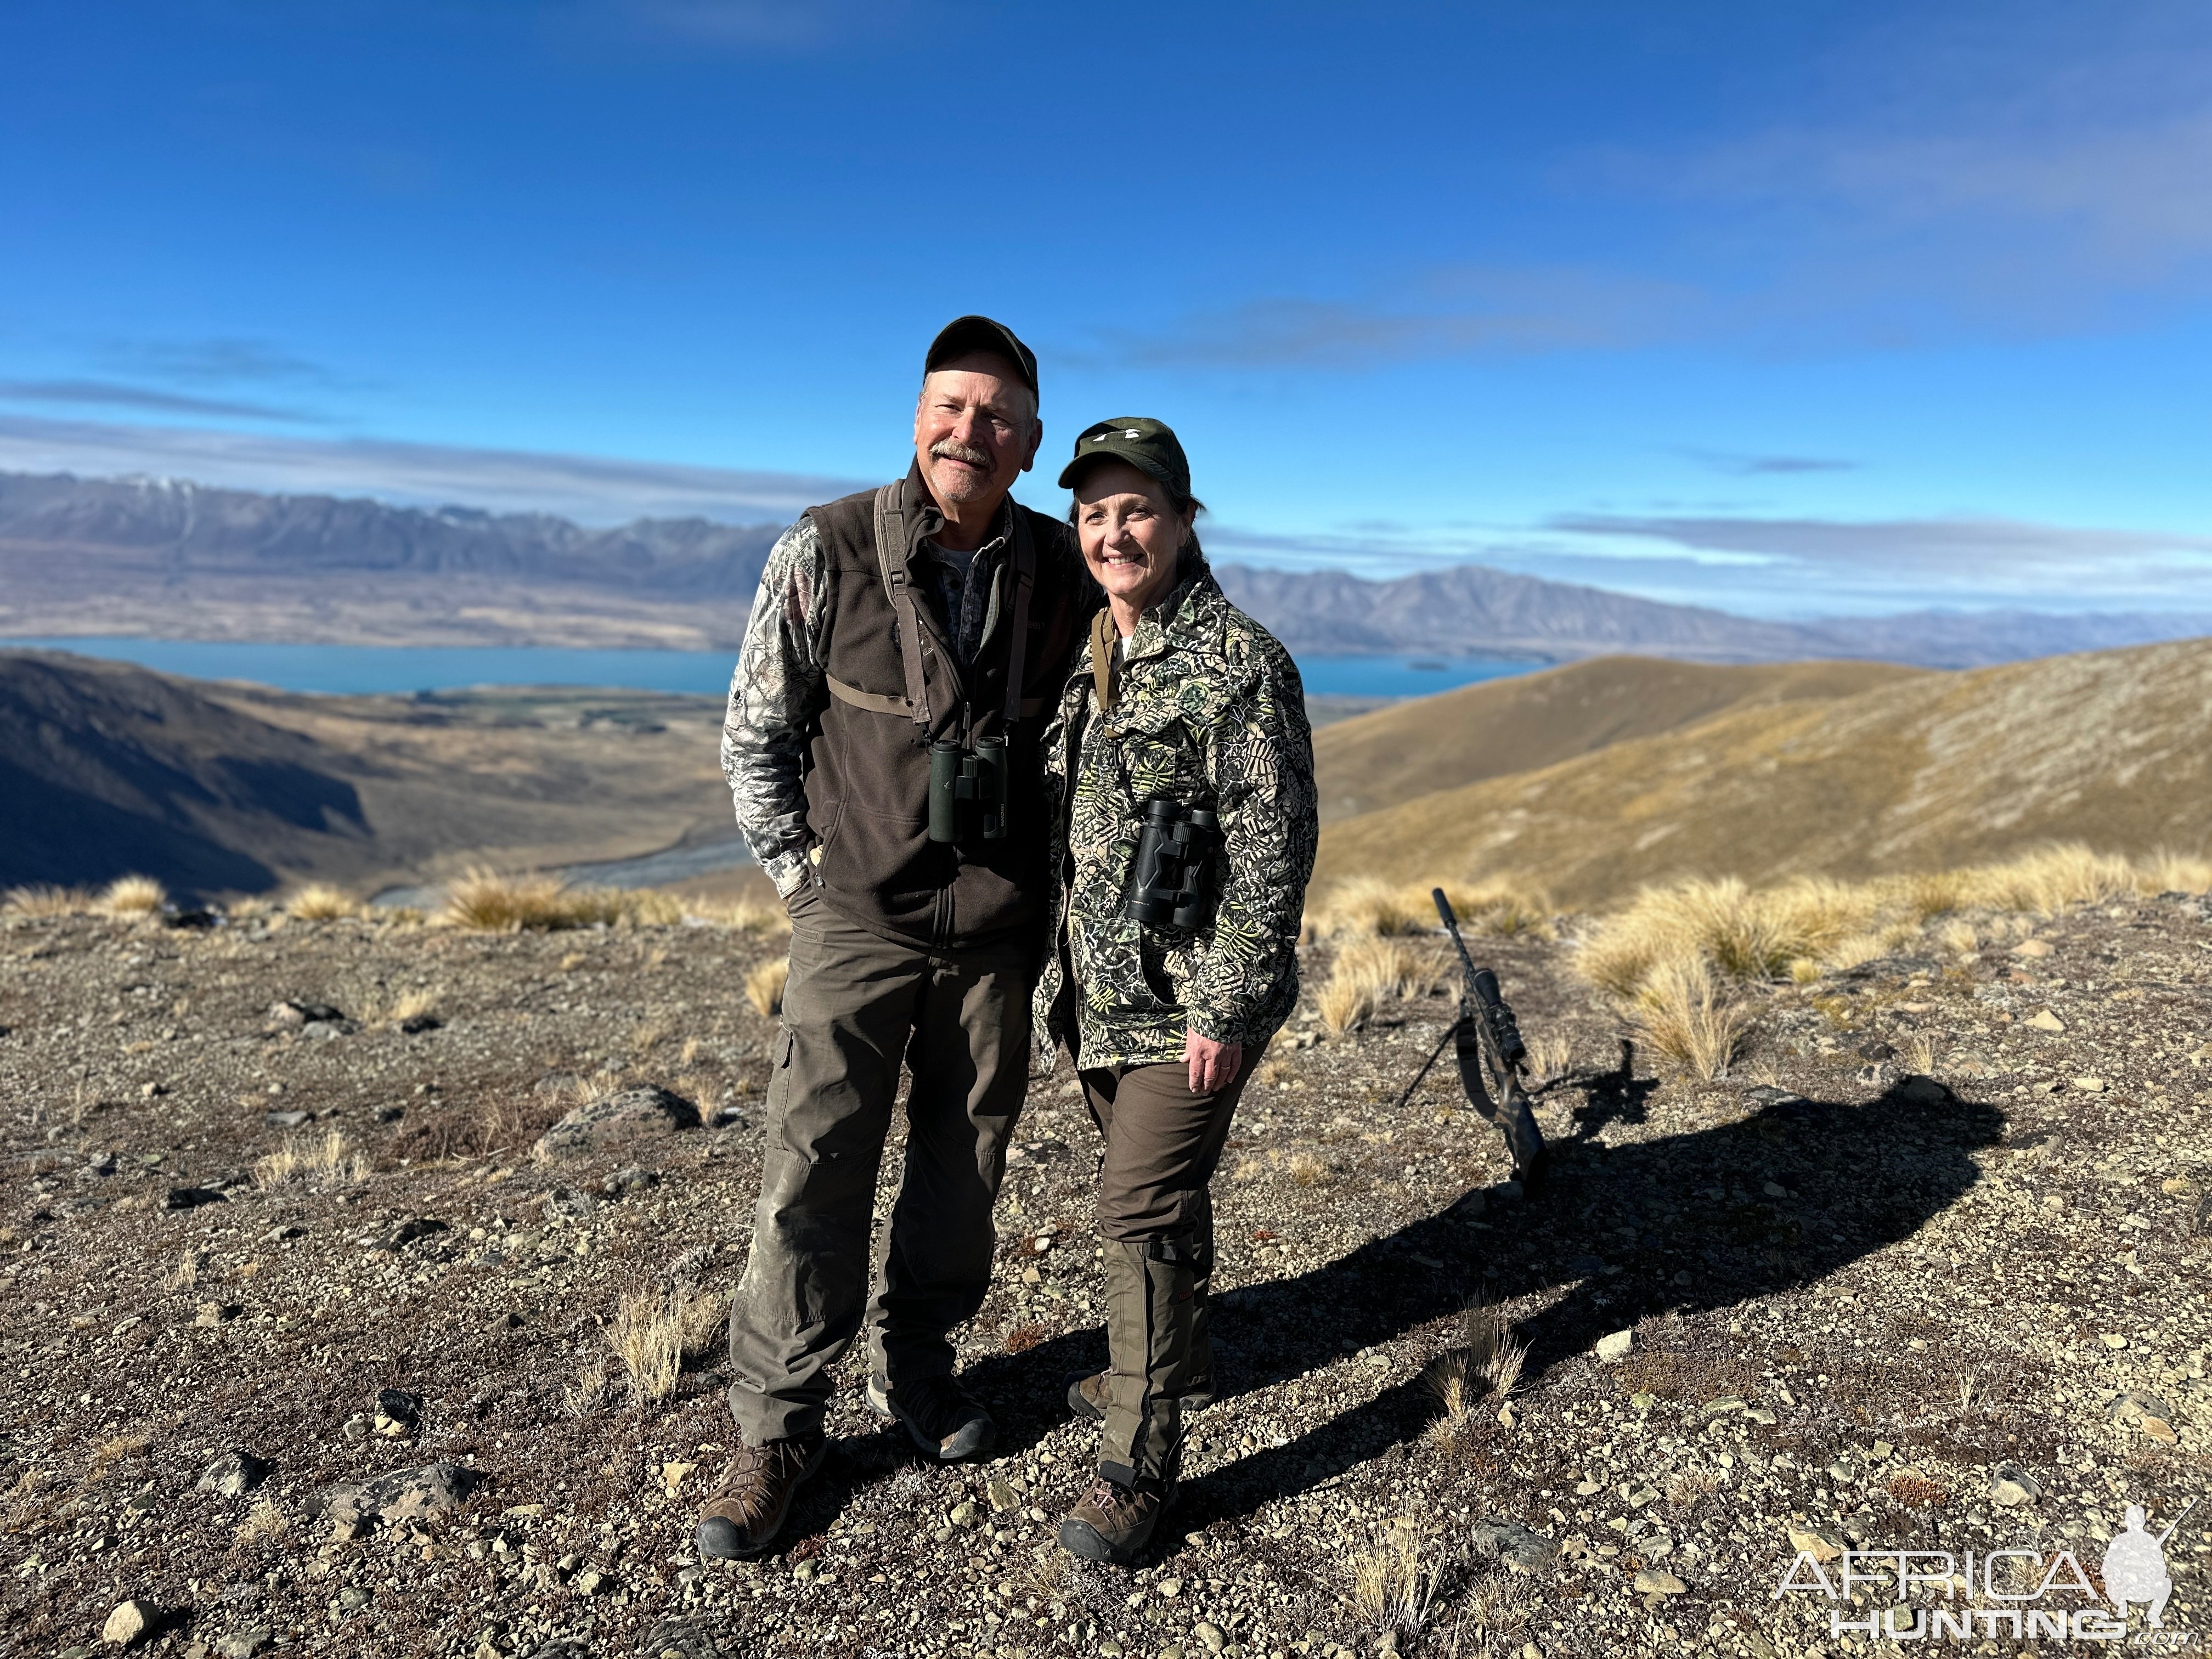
[4,1,2211,617]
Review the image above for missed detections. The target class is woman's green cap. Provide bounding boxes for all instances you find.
[1059,416,1190,498]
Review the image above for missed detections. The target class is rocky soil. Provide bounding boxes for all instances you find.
[4,894,2209,1658]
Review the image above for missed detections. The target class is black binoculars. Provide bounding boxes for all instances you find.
[1125,797,1220,928]
[928,737,1009,843]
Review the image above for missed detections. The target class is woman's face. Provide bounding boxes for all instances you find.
[1074,460,1194,616]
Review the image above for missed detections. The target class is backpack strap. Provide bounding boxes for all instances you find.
[871,482,933,734]
[1001,514,1037,730]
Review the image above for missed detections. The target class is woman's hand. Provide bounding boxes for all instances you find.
[1185,1029,1244,1095]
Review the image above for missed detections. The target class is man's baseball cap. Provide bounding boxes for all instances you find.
[1058,416,1191,498]
[924,315,1038,399]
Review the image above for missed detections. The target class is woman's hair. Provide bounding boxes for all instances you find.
[1067,470,1207,561]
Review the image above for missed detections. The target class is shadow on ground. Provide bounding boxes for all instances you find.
[790,1049,2006,1547]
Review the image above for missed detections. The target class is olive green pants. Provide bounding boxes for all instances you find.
[1078,1048,1260,1485]
[726,894,1032,1445]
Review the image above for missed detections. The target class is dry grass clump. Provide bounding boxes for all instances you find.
[1313,876,1552,940]
[1523,1031,1573,1086]
[1347,1519,1444,1645]
[283,883,363,920]
[253,1129,370,1188]
[1629,957,1751,1081]
[234,1495,287,1545]
[607,1285,726,1407]
[2,884,93,918]
[443,869,627,931]
[1423,1297,1526,1453]
[95,874,168,916]
[687,895,794,936]
[744,959,789,1018]
[86,1434,149,1483]
[1578,843,2208,1006]
[1286,1151,1333,1188]
[1316,975,1374,1036]
[1314,933,1448,1035]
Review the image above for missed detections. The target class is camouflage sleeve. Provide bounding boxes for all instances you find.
[720,518,830,898]
[1186,641,1318,1045]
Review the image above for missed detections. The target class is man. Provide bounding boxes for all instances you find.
[699,317,1091,1560]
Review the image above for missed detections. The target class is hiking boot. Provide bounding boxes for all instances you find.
[695,1434,827,1560]
[865,1373,996,1462]
[1064,1368,1110,1423]
[1058,1472,1170,1564]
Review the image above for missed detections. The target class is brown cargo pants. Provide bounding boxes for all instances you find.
[726,892,1032,1445]
[1077,1047,1261,1485]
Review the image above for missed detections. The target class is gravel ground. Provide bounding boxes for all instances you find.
[4,895,2209,1658]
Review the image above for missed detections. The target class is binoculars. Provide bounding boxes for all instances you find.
[1126,797,1220,928]
[928,737,1009,843]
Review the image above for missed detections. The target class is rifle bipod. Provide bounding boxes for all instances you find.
[1388,887,1548,1188]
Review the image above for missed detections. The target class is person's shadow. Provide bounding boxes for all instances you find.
[901,1041,2007,1538]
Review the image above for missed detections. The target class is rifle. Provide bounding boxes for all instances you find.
[1392,887,1548,1187]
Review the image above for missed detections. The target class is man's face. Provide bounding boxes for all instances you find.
[912,353,1041,516]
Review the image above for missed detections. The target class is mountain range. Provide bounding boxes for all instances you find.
[3,468,2205,667]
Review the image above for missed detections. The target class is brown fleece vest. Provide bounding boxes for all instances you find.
[800,464,1088,946]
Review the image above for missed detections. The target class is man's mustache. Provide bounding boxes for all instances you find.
[931,439,993,469]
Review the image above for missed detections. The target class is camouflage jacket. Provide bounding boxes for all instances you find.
[1034,557,1318,1069]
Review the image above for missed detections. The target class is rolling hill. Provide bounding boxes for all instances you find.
[1309,655,1922,825]
[1311,636,2212,909]
[0,651,740,898]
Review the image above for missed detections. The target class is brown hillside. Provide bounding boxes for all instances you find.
[1311,654,1920,823]
[1314,636,2212,907]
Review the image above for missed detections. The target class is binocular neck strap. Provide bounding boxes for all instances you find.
[872,483,933,735]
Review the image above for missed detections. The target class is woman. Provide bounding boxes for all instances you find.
[1034,417,1319,1562]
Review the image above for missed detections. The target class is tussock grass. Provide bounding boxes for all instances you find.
[1313,875,1552,940]
[1286,1150,1333,1188]
[1524,1031,1574,1086]
[1316,975,1374,1036]
[253,1129,370,1188]
[442,869,627,931]
[283,883,363,920]
[2,884,93,918]
[1577,842,2210,1006]
[234,1495,287,1545]
[1347,1520,1443,1645]
[1422,1296,1526,1454]
[606,1285,725,1407]
[743,960,788,1018]
[86,1434,149,1483]
[1630,957,1751,1080]
[1314,933,1448,1035]
[95,874,167,916]
[685,896,794,936]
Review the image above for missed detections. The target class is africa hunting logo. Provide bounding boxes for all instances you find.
[1775,1497,2197,1644]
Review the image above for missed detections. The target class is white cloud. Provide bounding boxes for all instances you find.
[0,415,867,525]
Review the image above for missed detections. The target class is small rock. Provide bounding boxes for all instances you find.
[601,1165,656,1196]
[1787,1522,1845,1561]
[381,1217,446,1250]
[533,1087,701,1159]
[660,1460,695,1496]
[571,1567,607,1595]
[163,1187,225,1210]
[198,1450,272,1497]
[263,1110,309,1129]
[1595,1329,1633,1362]
[1629,1391,1657,1409]
[1196,1624,1226,1655]
[2025,1008,2065,1031]
[1896,1075,1950,1105]
[215,1632,272,1658]
[2101,1333,2129,1350]
[103,1600,157,1645]
[1987,1464,2039,1506]
[2109,1389,2172,1425]
[268,1000,344,1026]
[398,1013,442,1035]
[373,1389,421,1436]
[1155,1576,1183,1598]
[987,1477,1020,1513]
[2011,939,2053,959]
[1633,1568,1686,1595]
[373,1104,404,1123]
[947,1499,977,1526]
[194,1302,242,1326]
[140,1081,165,1098]
[2072,1075,2107,1093]
[1468,1517,1559,1573]
[263,1224,304,1243]
[541,1186,597,1223]
[311,1462,481,1531]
